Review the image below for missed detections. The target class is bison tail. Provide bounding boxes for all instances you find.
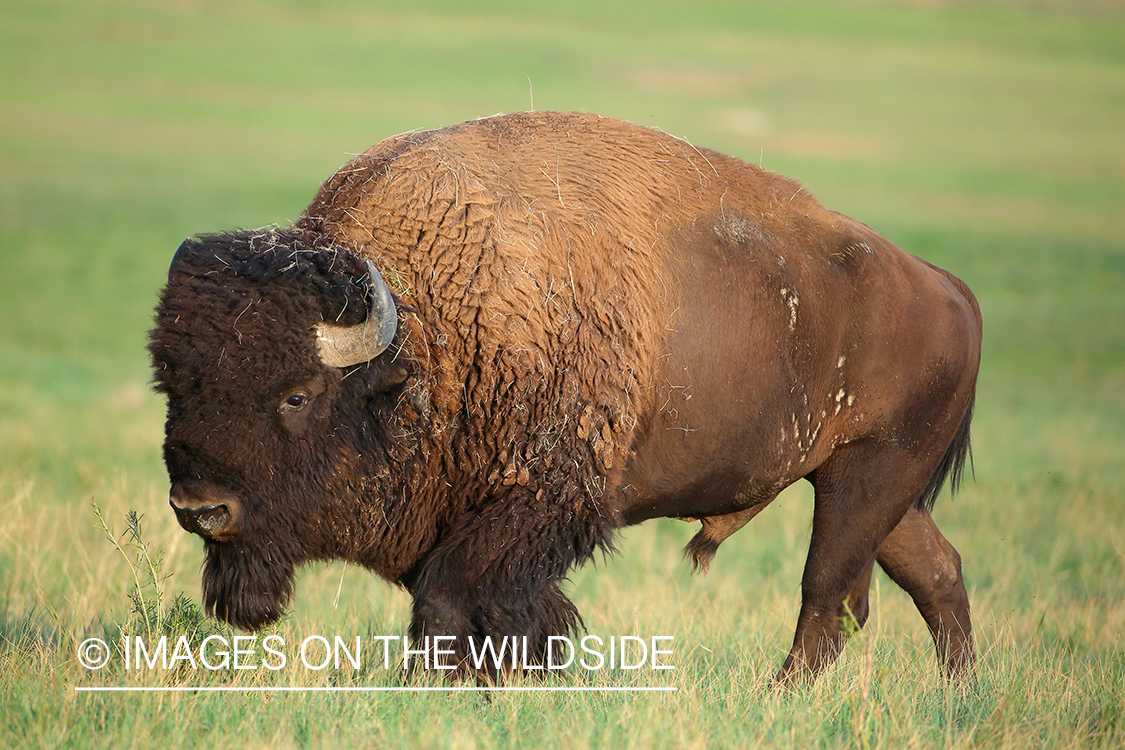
[916,390,976,513]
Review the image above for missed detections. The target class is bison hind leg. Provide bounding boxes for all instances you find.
[877,506,974,678]
[683,505,767,574]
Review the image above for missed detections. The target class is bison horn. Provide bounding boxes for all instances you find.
[315,259,398,368]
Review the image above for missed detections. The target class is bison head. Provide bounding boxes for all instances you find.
[149,228,411,630]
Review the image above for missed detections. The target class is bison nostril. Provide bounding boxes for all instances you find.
[172,502,235,539]
[168,482,240,540]
[195,505,231,534]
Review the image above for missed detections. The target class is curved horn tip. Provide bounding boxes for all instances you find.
[168,236,198,277]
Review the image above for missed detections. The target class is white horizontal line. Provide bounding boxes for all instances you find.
[75,686,676,693]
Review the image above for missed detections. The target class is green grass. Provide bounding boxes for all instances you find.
[2,0,1123,747]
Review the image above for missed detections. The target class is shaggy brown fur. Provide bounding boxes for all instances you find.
[152,112,982,684]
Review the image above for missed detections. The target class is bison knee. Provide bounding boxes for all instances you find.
[410,589,474,642]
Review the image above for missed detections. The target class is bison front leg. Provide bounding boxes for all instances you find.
[403,490,610,679]
[407,578,580,680]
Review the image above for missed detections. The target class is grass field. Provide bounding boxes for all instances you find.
[2,0,1123,747]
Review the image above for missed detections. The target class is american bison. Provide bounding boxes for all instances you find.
[151,111,981,684]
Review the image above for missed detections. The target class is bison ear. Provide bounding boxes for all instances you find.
[378,362,410,391]
[315,258,399,368]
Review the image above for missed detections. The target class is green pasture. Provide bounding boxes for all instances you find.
[2,0,1123,747]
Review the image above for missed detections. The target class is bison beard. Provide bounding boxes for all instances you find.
[153,111,982,686]
[201,541,296,631]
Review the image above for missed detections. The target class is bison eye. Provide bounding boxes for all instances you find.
[280,392,309,412]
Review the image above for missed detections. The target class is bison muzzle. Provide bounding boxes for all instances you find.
[150,112,982,685]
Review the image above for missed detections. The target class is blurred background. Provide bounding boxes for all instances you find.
[1,0,1122,745]
[3,0,1120,497]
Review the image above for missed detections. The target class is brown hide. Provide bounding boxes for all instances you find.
[300,111,979,530]
[298,113,683,501]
